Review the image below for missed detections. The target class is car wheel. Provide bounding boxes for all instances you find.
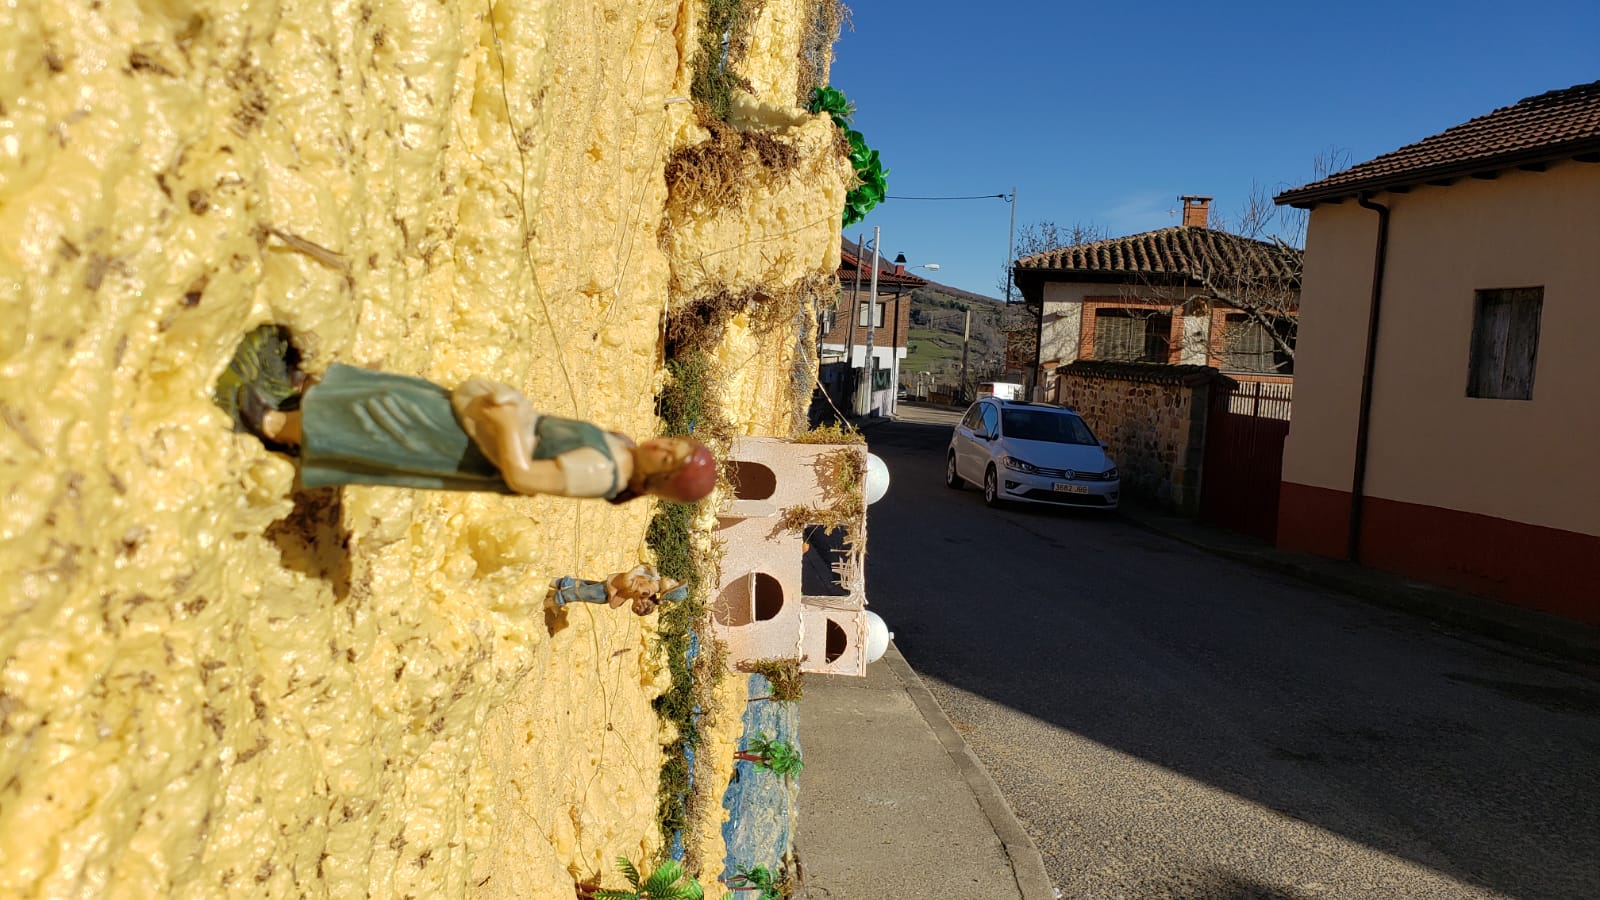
[945,452,965,489]
[983,465,1004,507]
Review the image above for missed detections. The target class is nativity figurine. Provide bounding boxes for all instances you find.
[218,326,716,504]
[548,564,688,617]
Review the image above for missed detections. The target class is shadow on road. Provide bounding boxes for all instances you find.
[859,417,1600,900]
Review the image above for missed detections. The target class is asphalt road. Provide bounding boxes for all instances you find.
[864,405,1600,900]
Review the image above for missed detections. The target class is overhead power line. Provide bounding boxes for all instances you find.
[885,193,1008,201]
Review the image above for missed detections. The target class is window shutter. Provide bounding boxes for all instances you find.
[1468,287,1541,400]
[1500,289,1541,398]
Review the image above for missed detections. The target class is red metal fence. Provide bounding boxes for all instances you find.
[1199,381,1292,541]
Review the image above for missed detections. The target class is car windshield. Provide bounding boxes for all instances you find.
[1001,408,1097,445]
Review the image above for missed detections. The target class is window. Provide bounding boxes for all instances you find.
[961,405,985,430]
[753,573,784,621]
[857,301,885,328]
[730,461,777,500]
[824,619,848,663]
[800,526,851,597]
[1000,409,1097,445]
[1221,314,1294,374]
[1093,309,1171,362]
[1467,287,1542,400]
[980,404,999,437]
[871,367,892,391]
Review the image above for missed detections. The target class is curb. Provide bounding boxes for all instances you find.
[881,644,1058,900]
[1117,506,1600,667]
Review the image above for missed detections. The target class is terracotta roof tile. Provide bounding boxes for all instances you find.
[839,239,928,288]
[1278,80,1600,206]
[1013,225,1301,283]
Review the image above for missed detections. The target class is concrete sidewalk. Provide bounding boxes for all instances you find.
[794,644,1056,900]
[1117,502,1600,666]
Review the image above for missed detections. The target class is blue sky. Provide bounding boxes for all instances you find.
[827,0,1600,297]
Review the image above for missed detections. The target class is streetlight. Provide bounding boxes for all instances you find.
[853,229,882,416]
[881,254,938,417]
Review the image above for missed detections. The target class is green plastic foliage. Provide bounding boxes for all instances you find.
[741,733,804,778]
[726,865,782,900]
[593,857,706,900]
[809,86,887,227]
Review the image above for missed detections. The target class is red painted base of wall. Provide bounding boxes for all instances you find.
[1278,481,1600,625]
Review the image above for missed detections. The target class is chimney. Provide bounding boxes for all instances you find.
[893,252,906,276]
[1180,195,1212,228]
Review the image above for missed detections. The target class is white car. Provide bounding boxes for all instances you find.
[946,399,1120,509]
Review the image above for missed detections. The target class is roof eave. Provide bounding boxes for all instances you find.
[1012,267,1195,286]
[839,274,928,289]
[1275,138,1600,208]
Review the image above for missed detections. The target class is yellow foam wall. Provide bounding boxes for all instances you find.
[0,0,844,896]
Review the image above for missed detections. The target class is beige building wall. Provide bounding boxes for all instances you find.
[1040,281,1104,365]
[1278,202,1381,493]
[1283,161,1600,536]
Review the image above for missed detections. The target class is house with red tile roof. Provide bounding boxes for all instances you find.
[818,238,927,417]
[1012,198,1303,399]
[1273,80,1600,624]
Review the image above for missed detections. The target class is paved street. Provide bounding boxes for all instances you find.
[863,405,1600,899]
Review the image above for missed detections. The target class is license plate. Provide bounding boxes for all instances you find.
[1053,483,1088,494]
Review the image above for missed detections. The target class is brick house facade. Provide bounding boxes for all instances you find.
[818,239,926,416]
[1012,198,1302,396]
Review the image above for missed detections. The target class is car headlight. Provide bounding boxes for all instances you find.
[1003,456,1038,474]
[1103,466,1118,480]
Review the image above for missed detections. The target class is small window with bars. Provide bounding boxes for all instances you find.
[1221,314,1294,374]
[1467,287,1542,401]
[1093,309,1171,363]
[857,301,885,328]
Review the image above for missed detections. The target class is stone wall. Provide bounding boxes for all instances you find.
[1053,361,1231,514]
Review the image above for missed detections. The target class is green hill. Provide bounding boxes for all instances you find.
[901,284,1026,393]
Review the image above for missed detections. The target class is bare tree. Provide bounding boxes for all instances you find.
[1087,220,1301,372]
[1179,189,1304,368]
[1011,152,1350,383]
[998,221,1109,299]
[1179,149,1350,368]
[1002,221,1108,385]
[1083,151,1354,371]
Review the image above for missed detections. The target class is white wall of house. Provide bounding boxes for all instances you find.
[1179,315,1209,365]
[1282,161,1600,537]
[1038,281,1095,364]
[1040,281,1215,367]
[838,344,898,416]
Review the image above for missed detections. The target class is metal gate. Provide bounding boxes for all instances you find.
[1199,381,1291,541]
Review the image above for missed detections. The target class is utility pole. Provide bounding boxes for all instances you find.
[843,232,864,412]
[959,308,971,402]
[1003,186,1017,305]
[889,280,903,417]
[857,225,882,416]
[1000,186,1038,399]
